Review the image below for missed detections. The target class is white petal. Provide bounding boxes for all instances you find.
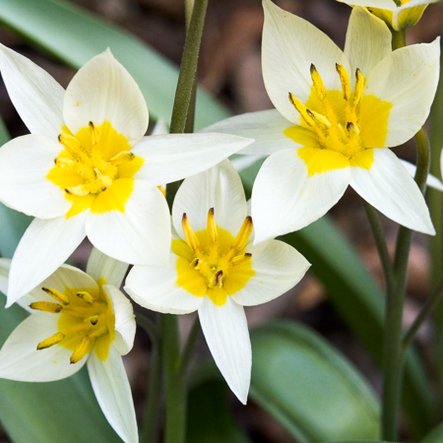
[7,215,87,306]
[86,247,129,288]
[232,240,310,306]
[0,44,64,139]
[134,133,253,185]
[64,49,148,145]
[172,160,247,237]
[400,159,443,192]
[87,350,138,443]
[344,7,392,74]
[336,0,396,9]
[202,109,296,156]
[150,119,169,136]
[86,180,171,266]
[350,149,434,234]
[0,314,84,381]
[0,135,69,218]
[125,258,202,314]
[251,149,350,243]
[198,297,251,404]
[262,0,347,123]
[366,39,440,147]
[0,258,10,296]
[104,284,135,355]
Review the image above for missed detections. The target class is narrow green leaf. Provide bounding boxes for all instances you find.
[0,297,121,443]
[186,380,250,443]
[421,422,443,443]
[250,321,379,443]
[0,0,229,129]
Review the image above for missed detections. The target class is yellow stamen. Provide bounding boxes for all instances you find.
[76,291,95,304]
[29,301,63,313]
[42,287,69,305]
[70,336,91,364]
[37,332,65,350]
[207,208,218,243]
[289,92,315,127]
[232,216,253,251]
[182,213,200,251]
[335,63,351,100]
[310,64,327,99]
[352,68,365,106]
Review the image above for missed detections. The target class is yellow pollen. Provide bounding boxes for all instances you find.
[284,63,392,175]
[34,285,115,363]
[47,121,144,217]
[173,208,255,306]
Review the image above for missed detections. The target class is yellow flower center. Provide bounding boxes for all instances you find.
[47,121,143,217]
[284,63,392,175]
[172,208,255,306]
[31,281,115,363]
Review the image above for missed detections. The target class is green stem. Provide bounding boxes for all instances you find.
[381,126,430,440]
[402,279,443,351]
[141,332,162,443]
[169,0,208,134]
[162,314,186,443]
[180,316,200,374]
[363,201,394,294]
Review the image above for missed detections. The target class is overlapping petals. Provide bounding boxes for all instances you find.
[0,45,253,301]
[336,0,441,30]
[0,250,137,443]
[207,2,439,242]
[125,161,310,403]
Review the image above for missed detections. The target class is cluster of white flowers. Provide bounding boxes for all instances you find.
[0,1,440,442]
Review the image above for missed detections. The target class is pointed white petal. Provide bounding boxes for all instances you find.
[64,49,148,145]
[86,180,170,266]
[0,314,84,381]
[172,160,247,237]
[0,135,69,218]
[232,240,310,306]
[262,0,347,123]
[7,215,87,306]
[0,44,64,139]
[251,149,350,243]
[87,350,138,443]
[344,7,391,74]
[350,149,434,234]
[0,258,10,296]
[103,284,135,355]
[202,110,296,156]
[400,159,443,192]
[150,119,169,136]
[134,133,253,184]
[366,39,440,147]
[125,259,202,314]
[86,248,129,288]
[198,297,251,404]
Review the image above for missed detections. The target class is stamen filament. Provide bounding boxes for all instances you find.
[76,291,95,304]
[289,92,315,127]
[232,216,253,250]
[207,208,218,243]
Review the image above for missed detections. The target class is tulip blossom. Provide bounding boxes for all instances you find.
[0,45,252,303]
[206,2,439,243]
[336,0,441,30]
[125,161,310,403]
[0,249,138,443]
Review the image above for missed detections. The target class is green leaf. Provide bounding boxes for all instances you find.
[0,0,229,129]
[282,220,434,436]
[187,380,250,443]
[250,321,379,443]
[422,422,443,443]
[0,297,121,443]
